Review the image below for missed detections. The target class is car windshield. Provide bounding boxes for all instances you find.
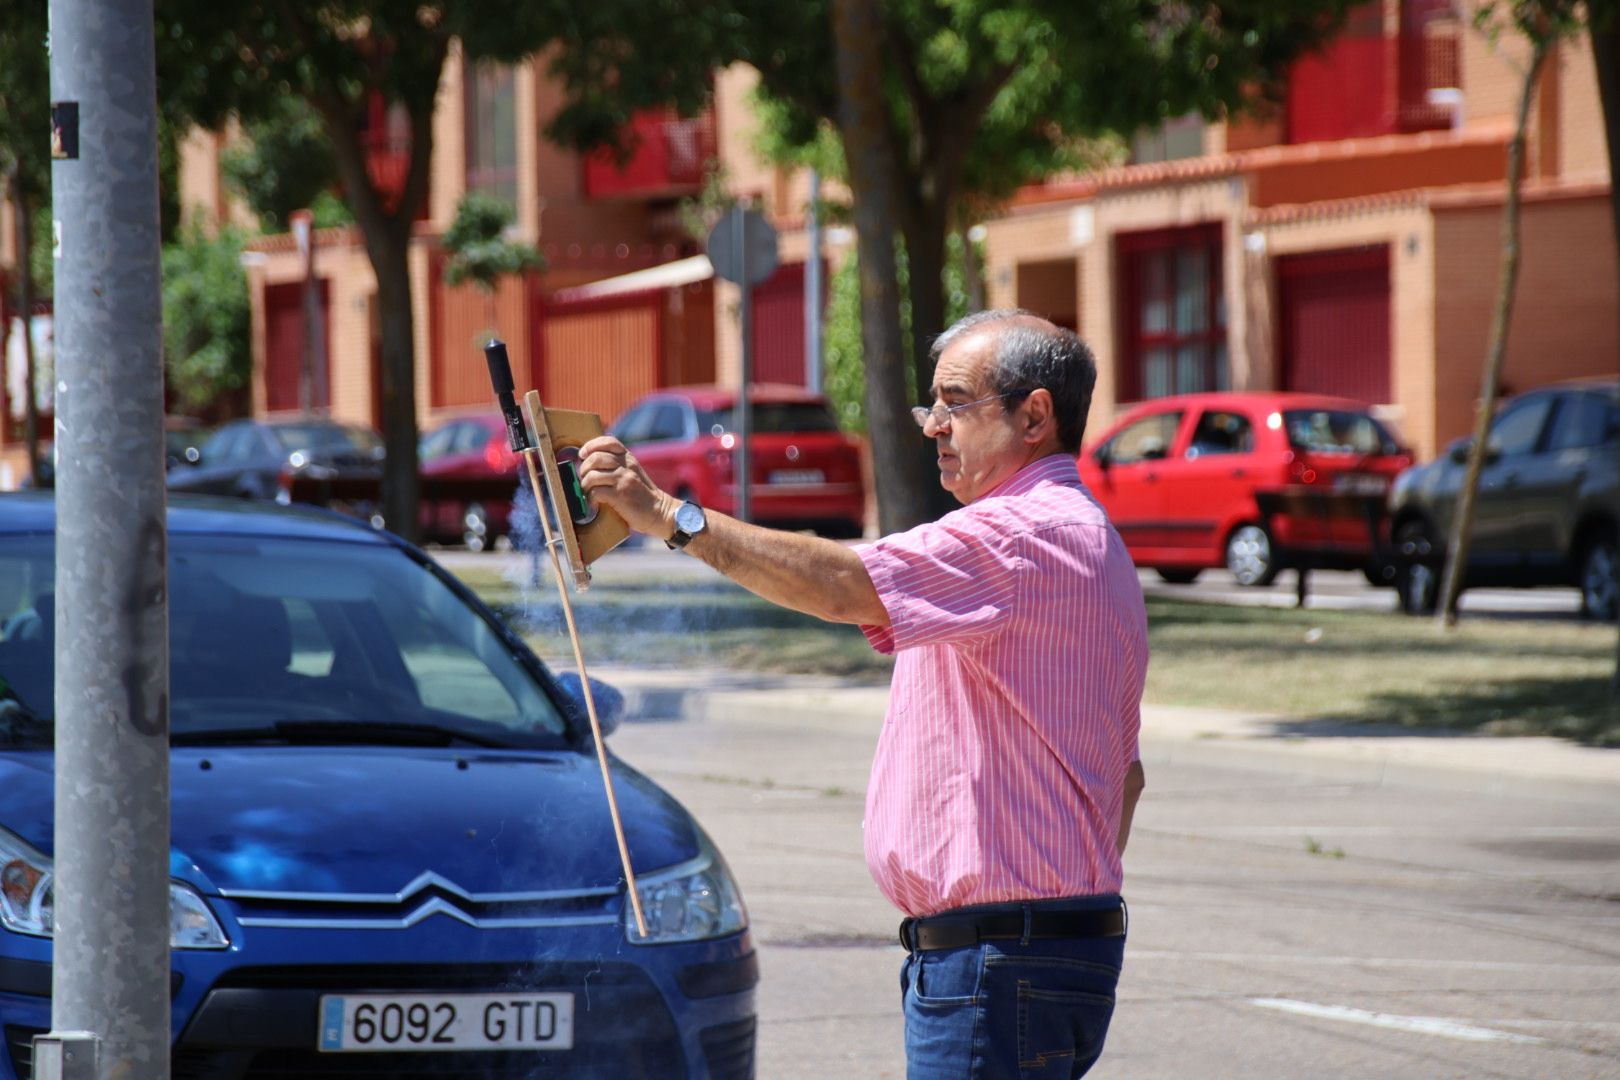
[0,533,570,750]
[270,424,383,455]
[696,402,840,435]
[1282,409,1400,456]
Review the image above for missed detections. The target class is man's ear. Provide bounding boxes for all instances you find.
[1022,389,1056,444]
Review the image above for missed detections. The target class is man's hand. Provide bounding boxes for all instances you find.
[576,436,682,540]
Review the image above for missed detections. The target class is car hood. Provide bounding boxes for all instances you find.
[0,747,698,897]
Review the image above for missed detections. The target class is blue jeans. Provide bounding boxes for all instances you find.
[899,897,1125,1080]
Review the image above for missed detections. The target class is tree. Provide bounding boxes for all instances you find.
[441,192,543,337]
[161,222,252,416]
[1436,1,1594,629]
[544,0,1354,531]
[0,0,51,485]
[219,96,354,234]
[156,3,687,541]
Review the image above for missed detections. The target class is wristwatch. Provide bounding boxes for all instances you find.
[665,500,708,550]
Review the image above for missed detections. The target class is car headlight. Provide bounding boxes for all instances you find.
[625,836,747,945]
[0,828,230,949]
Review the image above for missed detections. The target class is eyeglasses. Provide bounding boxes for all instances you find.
[911,392,1022,431]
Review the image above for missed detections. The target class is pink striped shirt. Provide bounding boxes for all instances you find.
[856,452,1148,917]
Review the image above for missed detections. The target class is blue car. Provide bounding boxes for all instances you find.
[0,494,756,1079]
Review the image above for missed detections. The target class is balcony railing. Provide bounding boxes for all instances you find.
[582,107,717,201]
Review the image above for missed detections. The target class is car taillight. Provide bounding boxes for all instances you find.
[275,467,294,505]
[485,439,518,473]
[1287,455,1321,485]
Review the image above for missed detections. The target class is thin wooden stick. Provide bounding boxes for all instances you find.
[520,448,649,938]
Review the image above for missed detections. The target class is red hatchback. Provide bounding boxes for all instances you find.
[1078,392,1412,585]
[611,385,867,538]
[416,413,522,550]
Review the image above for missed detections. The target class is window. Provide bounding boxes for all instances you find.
[464,62,518,208]
[1487,395,1556,458]
[612,403,654,445]
[1283,409,1400,455]
[645,403,689,442]
[1100,411,1183,465]
[1548,391,1620,452]
[1186,411,1254,458]
[1130,114,1204,165]
[697,402,840,435]
[419,423,459,463]
[201,425,254,464]
[1118,226,1226,400]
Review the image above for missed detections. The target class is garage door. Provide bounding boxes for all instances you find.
[1277,246,1391,404]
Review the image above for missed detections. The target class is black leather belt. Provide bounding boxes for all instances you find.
[899,907,1126,952]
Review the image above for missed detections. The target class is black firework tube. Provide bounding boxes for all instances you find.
[484,339,531,453]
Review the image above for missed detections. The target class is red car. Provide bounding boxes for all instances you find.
[1077,392,1413,586]
[611,385,866,538]
[417,413,523,550]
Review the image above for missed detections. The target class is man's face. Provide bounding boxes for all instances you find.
[926,330,1029,504]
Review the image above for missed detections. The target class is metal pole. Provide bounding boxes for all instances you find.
[734,205,752,524]
[805,170,822,394]
[45,1,171,1078]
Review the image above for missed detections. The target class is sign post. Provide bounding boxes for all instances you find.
[706,207,778,524]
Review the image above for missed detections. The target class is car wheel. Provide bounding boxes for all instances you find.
[1155,568,1202,585]
[1394,520,1439,616]
[462,503,490,553]
[1578,530,1618,622]
[1225,524,1278,587]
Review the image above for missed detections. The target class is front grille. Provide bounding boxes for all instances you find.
[700,1017,756,1080]
[173,962,685,1080]
[5,1026,43,1080]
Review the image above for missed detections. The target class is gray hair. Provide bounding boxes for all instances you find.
[931,308,1098,453]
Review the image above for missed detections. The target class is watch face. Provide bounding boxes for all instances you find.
[675,501,706,534]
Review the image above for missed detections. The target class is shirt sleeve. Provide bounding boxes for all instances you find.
[854,510,1023,654]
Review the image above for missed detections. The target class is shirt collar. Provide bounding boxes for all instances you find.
[983,451,1080,500]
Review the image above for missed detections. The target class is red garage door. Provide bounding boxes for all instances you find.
[263,282,332,413]
[1278,246,1391,404]
[751,261,828,387]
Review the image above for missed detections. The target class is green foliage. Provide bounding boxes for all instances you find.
[220,97,350,234]
[822,230,981,434]
[161,222,251,412]
[676,165,741,244]
[1471,0,1587,45]
[27,203,51,299]
[441,193,544,293]
[0,0,50,201]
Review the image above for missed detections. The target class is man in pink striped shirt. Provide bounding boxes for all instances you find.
[580,310,1147,1079]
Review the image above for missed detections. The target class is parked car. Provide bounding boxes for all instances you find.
[1387,377,1619,619]
[1077,391,1412,586]
[611,385,866,539]
[416,413,523,552]
[166,418,385,518]
[164,417,212,472]
[0,494,756,1078]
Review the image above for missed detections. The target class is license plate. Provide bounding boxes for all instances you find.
[1333,473,1388,496]
[768,468,824,485]
[318,992,574,1053]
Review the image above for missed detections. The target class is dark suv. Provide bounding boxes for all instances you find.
[1387,378,1618,618]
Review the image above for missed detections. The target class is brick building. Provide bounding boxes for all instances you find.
[982,0,1616,459]
[1,3,1613,478]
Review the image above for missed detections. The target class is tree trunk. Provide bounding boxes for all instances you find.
[900,193,958,520]
[831,0,938,533]
[1591,4,1620,696]
[368,223,421,542]
[1436,39,1550,628]
[317,83,441,545]
[11,181,39,485]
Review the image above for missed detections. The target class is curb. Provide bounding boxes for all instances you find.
[601,668,1620,808]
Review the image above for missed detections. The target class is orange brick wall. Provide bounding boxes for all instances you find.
[1557,33,1609,181]
[1431,193,1618,451]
